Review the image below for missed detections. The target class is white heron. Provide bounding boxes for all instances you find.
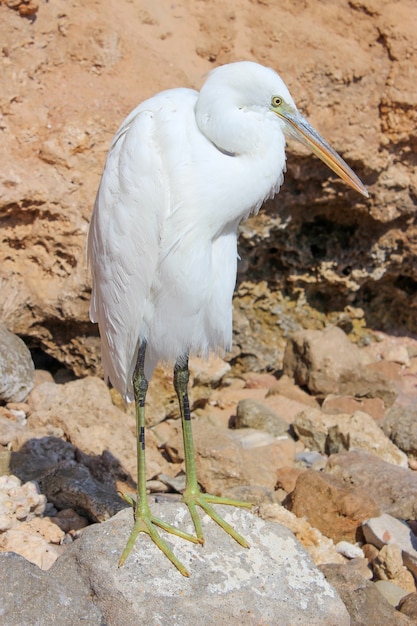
[88,61,368,576]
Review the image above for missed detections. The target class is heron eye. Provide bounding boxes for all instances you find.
[271,96,282,108]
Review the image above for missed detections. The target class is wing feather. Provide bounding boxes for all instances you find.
[88,107,168,400]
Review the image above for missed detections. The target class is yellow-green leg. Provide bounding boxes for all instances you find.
[118,342,199,577]
[174,356,252,548]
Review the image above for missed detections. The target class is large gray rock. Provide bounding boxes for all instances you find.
[0,324,34,402]
[54,503,349,625]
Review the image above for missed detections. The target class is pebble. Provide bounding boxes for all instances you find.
[335,541,365,559]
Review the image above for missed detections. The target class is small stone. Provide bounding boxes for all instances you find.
[49,508,89,533]
[189,354,231,386]
[346,557,373,580]
[294,450,327,468]
[0,415,26,446]
[382,405,417,459]
[322,394,386,422]
[362,543,380,562]
[335,541,365,559]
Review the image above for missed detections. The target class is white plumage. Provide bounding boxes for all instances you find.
[88,61,367,400]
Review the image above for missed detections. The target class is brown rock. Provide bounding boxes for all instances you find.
[373,544,416,594]
[283,327,397,406]
[283,326,362,396]
[27,377,173,481]
[322,394,386,422]
[266,374,319,408]
[51,508,89,533]
[275,466,304,494]
[167,419,296,495]
[325,449,417,520]
[398,593,417,621]
[285,469,380,543]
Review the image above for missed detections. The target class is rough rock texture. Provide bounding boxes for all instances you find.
[49,505,350,625]
[362,514,417,580]
[320,563,413,626]
[1,0,416,375]
[382,405,417,460]
[0,552,104,625]
[325,450,417,520]
[283,326,398,405]
[398,593,417,622]
[234,397,290,436]
[284,469,380,543]
[293,407,407,466]
[0,325,34,403]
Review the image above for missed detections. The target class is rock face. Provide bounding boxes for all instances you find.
[0,0,416,375]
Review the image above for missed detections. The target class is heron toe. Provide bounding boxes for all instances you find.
[118,495,200,577]
[182,489,252,549]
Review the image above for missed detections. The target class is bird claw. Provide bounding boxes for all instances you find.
[118,493,200,577]
[182,490,252,549]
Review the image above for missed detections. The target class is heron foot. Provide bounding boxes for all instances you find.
[182,489,252,548]
[118,493,200,577]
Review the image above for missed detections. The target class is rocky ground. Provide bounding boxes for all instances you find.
[2,324,417,623]
[1,0,417,624]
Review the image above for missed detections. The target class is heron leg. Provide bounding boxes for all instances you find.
[174,356,252,549]
[118,341,198,577]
